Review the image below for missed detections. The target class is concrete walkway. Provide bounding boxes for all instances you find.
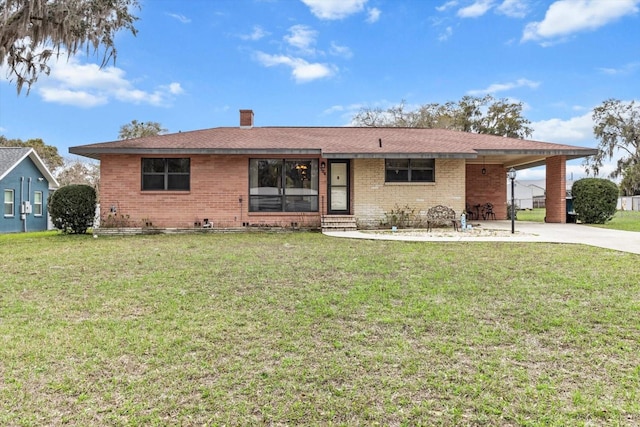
[323,221,640,255]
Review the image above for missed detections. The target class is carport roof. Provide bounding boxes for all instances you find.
[69,126,597,168]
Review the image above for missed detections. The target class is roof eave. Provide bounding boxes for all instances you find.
[477,148,598,157]
[69,147,324,160]
[322,152,477,159]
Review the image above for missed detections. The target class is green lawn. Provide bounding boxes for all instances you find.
[517,208,640,232]
[1,232,639,425]
[590,210,640,232]
[516,208,547,222]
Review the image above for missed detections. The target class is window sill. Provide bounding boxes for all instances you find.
[248,212,319,215]
[140,190,191,194]
[384,181,436,186]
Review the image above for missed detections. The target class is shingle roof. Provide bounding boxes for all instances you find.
[0,147,32,179]
[0,147,59,187]
[69,126,598,163]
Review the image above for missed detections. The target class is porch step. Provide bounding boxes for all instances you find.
[322,215,357,232]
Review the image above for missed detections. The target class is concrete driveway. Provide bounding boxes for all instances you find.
[323,221,640,255]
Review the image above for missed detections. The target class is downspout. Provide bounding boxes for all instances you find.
[21,177,26,232]
[27,177,32,232]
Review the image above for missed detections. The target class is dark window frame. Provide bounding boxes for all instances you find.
[141,158,190,191]
[249,158,319,212]
[385,159,435,183]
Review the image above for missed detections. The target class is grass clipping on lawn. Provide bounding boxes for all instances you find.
[1,232,639,425]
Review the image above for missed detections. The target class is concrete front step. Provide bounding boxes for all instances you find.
[321,215,357,231]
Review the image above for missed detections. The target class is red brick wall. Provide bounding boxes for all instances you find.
[545,156,566,223]
[465,164,508,219]
[99,154,325,229]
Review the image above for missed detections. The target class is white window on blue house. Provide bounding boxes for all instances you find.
[4,189,14,216]
[34,191,43,216]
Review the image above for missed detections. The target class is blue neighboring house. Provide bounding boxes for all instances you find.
[1,147,59,233]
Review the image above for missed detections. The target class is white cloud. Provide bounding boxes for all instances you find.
[39,87,108,107]
[530,111,593,144]
[522,0,640,43]
[284,25,318,54]
[301,0,368,20]
[496,0,529,18]
[457,0,494,18]
[330,42,353,59]
[35,57,184,108]
[239,25,269,41]
[467,78,540,95]
[597,62,640,76]
[165,82,184,95]
[438,26,454,41]
[366,7,381,23]
[436,1,459,12]
[254,52,335,83]
[322,102,370,124]
[166,13,191,24]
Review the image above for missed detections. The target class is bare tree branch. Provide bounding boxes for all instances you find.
[0,0,139,94]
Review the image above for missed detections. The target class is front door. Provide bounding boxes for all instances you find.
[328,160,350,214]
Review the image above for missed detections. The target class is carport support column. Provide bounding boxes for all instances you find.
[545,155,566,223]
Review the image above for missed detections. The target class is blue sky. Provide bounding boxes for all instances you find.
[1,0,639,179]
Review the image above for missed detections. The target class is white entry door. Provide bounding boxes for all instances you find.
[328,160,349,213]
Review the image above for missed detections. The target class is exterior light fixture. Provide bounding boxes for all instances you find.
[508,168,517,234]
[320,161,326,174]
[482,156,487,175]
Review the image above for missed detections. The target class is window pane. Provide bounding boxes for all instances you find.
[285,160,311,189]
[250,195,283,212]
[34,192,43,215]
[168,158,189,173]
[168,175,190,190]
[4,190,13,215]
[142,175,165,190]
[142,158,165,173]
[386,159,409,169]
[259,160,282,188]
[285,195,318,212]
[250,159,282,212]
[386,169,409,182]
[411,169,434,182]
[411,159,434,169]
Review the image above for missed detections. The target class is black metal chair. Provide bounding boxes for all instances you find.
[482,203,496,220]
[465,204,476,220]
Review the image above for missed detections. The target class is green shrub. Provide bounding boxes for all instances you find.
[382,204,419,229]
[48,185,97,234]
[571,178,618,224]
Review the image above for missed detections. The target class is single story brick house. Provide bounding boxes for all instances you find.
[1,147,59,233]
[69,110,597,230]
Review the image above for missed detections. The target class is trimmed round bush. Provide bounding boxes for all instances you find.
[571,178,618,224]
[48,184,97,234]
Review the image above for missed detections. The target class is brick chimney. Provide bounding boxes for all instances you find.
[240,109,254,128]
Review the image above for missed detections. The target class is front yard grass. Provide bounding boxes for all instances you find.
[517,209,640,232]
[591,210,640,232]
[1,232,639,425]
